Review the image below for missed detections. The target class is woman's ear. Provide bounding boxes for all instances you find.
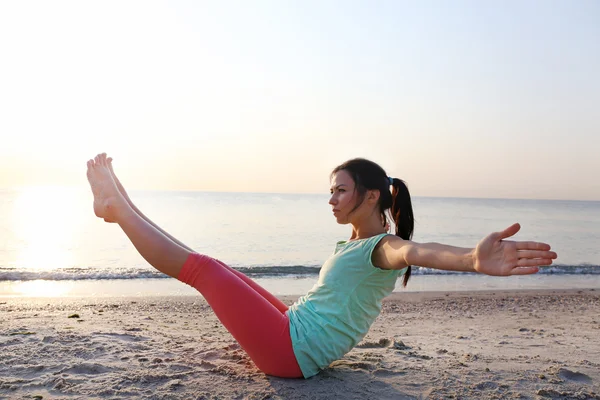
[367,189,381,204]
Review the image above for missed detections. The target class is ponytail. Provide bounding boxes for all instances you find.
[390,178,414,287]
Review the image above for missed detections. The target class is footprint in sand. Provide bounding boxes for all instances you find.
[222,350,246,361]
[373,368,407,377]
[329,360,373,371]
[558,368,593,384]
[471,381,499,391]
[356,338,411,350]
[191,360,217,370]
[402,351,432,360]
[356,338,392,348]
[167,363,196,372]
[196,350,220,360]
[59,363,116,375]
[93,332,149,342]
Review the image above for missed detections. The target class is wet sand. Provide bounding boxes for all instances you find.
[1,289,599,399]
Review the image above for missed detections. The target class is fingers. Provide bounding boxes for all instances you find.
[510,266,539,276]
[517,250,557,259]
[514,244,557,272]
[516,258,554,267]
[516,241,551,251]
[497,223,520,240]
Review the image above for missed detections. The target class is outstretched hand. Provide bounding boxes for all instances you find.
[473,223,557,276]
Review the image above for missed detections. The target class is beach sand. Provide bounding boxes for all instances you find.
[1,289,599,399]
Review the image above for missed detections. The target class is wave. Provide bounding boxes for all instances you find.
[0,264,598,281]
[0,267,169,281]
[413,264,600,276]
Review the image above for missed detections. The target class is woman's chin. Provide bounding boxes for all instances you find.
[334,216,350,225]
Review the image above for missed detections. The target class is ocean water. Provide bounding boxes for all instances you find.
[0,187,598,297]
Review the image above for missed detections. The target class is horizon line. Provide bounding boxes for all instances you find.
[0,184,598,203]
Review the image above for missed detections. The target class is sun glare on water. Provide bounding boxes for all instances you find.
[12,186,86,272]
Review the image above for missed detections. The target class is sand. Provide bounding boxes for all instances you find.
[1,289,599,400]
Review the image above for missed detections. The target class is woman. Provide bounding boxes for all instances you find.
[86,153,557,379]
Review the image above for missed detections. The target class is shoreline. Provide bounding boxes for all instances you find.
[1,288,599,399]
[2,273,599,299]
[4,286,596,302]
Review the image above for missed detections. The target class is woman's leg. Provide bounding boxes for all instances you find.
[105,156,288,314]
[179,253,302,377]
[212,259,289,314]
[87,154,190,278]
[87,154,301,377]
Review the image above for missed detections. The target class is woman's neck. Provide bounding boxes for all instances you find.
[349,216,387,241]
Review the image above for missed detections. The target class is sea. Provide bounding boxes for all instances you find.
[0,187,598,298]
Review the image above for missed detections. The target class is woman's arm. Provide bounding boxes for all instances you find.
[373,223,557,276]
[373,238,475,272]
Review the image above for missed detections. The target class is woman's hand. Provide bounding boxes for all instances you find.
[473,223,557,276]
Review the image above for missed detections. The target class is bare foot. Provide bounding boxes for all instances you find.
[86,153,130,223]
[105,156,132,204]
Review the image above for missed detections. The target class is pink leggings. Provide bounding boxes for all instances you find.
[177,253,303,378]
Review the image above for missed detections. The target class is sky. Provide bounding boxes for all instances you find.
[0,1,598,200]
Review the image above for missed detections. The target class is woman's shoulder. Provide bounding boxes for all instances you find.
[374,233,404,246]
[372,234,411,270]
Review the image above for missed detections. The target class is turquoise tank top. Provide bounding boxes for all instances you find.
[286,233,406,378]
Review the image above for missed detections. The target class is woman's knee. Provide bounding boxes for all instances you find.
[177,252,219,286]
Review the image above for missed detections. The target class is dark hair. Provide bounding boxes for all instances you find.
[331,158,415,286]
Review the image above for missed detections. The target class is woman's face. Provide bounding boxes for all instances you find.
[329,170,359,224]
